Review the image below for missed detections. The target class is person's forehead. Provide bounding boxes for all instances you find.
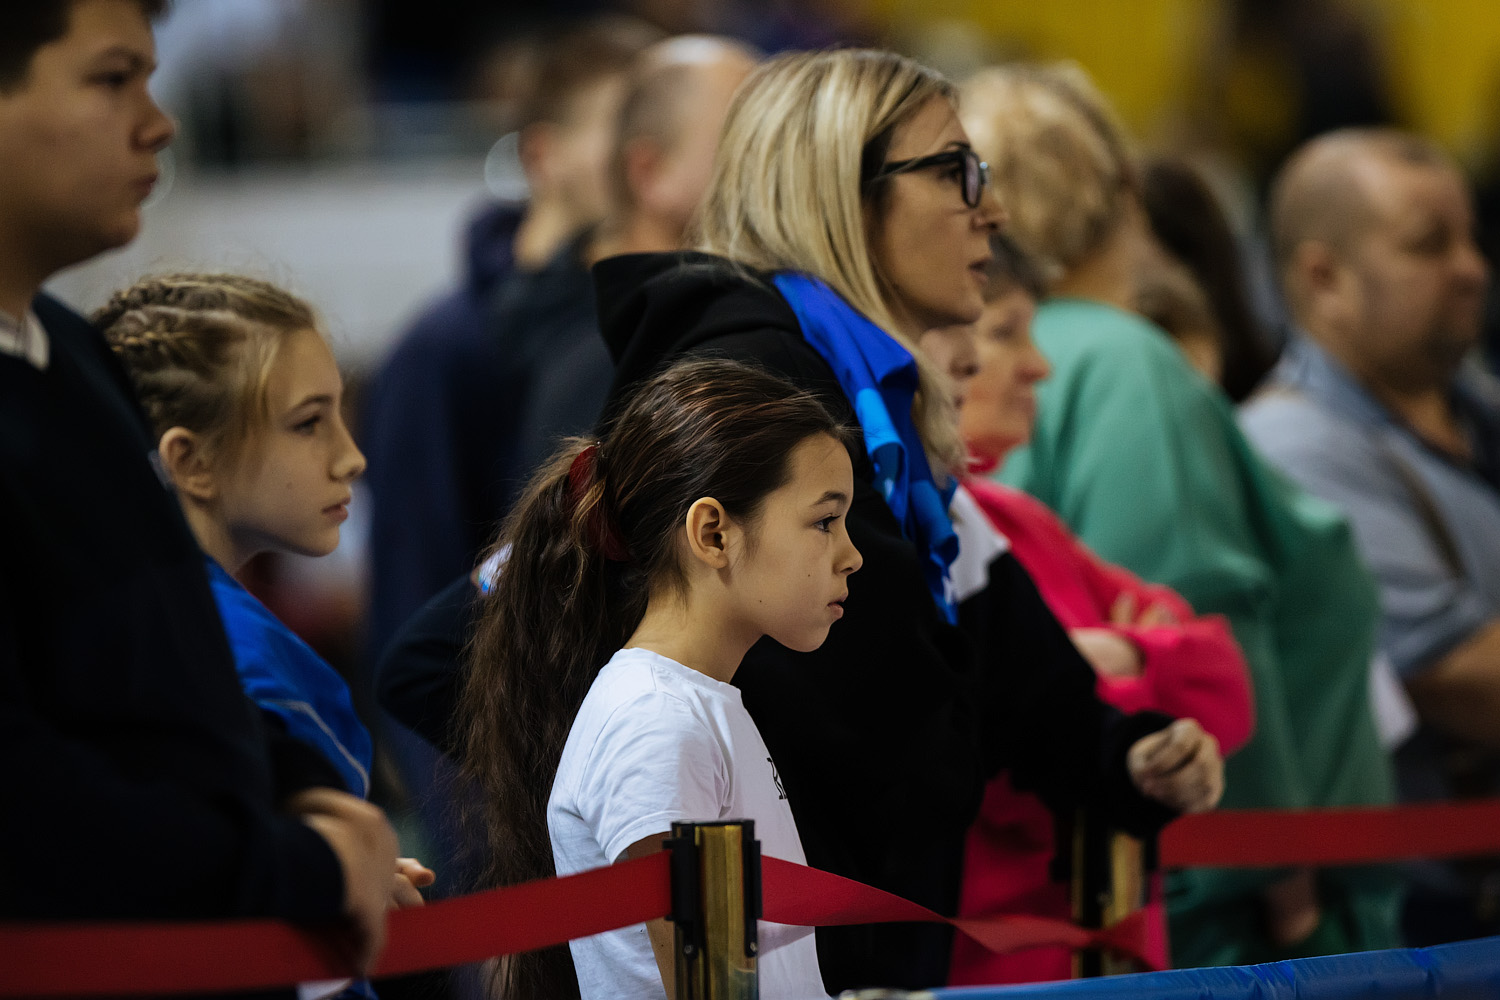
[1357,156,1470,232]
[985,287,1034,314]
[266,329,339,401]
[783,434,848,492]
[48,0,157,64]
[888,97,964,158]
[562,73,626,125]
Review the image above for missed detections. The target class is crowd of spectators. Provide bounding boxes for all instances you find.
[6,2,1500,1000]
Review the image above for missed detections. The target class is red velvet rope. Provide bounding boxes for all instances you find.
[760,856,1155,965]
[1160,798,1500,868]
[0,853,1151,997]
[7,799,1500,997]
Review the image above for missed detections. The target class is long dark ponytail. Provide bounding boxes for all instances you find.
[458,357,851,999]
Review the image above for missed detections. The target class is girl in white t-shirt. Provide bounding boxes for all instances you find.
[459,358,862,1000]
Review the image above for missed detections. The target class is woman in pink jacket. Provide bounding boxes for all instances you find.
[920,235,1255,984]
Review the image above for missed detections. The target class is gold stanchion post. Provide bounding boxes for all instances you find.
[1068,808,1148,978]
[667,820,761,1000]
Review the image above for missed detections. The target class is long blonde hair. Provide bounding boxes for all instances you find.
[693,48,966,475]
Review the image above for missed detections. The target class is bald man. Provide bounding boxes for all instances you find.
[1242,128,1499,943]
[592,35,758,258]
[495,34,759,503]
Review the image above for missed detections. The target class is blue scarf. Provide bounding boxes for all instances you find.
[773,272,959,623]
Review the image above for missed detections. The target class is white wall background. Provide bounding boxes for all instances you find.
[47,157,496,371]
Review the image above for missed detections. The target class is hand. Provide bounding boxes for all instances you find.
[290,788,400,976]
[1126,718,1223,814]
[1070,627,1144,679]
[1108,592,1178,628]
[1264,868,1322,947]
[391,857,436,909]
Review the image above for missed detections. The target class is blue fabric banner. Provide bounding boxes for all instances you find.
[935,936,1500,999]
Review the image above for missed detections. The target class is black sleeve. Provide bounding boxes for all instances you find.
[375,573,482,756]
[0,605,345,923]
[961,552,1177,839]
[262,708,354,797]
[687,326,1179,834]
[0,307,347,925]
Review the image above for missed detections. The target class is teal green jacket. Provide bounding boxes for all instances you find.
[999,299,1399,966]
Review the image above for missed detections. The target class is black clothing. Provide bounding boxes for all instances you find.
[0,297,344,924]
[493,233,614,503]
[364,227,608,660]
[364,202,524,659]
[596,252,1176,991]
[378,574,479,754]
[378,253,1176,991]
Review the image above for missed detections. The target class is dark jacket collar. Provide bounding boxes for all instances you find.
[592,251,800,398]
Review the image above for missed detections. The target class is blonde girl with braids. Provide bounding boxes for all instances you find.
[97,274,434,923]
[460,357,861,1000]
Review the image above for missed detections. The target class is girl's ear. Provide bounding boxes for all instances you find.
[683,497,732,570]
[157,427,219,503]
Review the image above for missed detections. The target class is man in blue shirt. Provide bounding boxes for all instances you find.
[1242,127,1498,943]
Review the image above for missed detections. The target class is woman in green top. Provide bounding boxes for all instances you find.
[960,63,1399,967]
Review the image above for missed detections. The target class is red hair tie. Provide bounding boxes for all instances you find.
[567,444,632,563]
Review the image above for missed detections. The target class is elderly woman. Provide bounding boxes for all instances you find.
[961,62,1399,967]
[917,238,1255,983]
[590,49,1222,991]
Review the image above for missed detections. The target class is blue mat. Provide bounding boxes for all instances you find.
[935,937,1500,999]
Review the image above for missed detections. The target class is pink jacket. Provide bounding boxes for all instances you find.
[949,479,1253,986]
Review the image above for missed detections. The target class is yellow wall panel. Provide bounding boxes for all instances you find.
[869,0,1500,165]
[868,0,1212,135]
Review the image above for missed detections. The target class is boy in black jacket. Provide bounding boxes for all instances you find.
[0,0,399,978]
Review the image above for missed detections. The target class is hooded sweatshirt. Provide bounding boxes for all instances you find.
[593,252,1177,992]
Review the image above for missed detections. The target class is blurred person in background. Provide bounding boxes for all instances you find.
[150,0,364,166]
[375,34,760,754]
[507,34,760,486]
[1193,0,1395,188]
[363,17,655,672]
[1243,128,1499,946]
[1137,156,1278,402]
[964,62,1400,968]
[915,237,1254,986]
[359,25,655,942]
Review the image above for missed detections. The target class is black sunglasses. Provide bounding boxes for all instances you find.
[869,147,990,208]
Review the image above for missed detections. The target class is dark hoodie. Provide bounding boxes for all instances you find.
[2,297,345,955]
[364,200,526,660]
[594,252,1177,992]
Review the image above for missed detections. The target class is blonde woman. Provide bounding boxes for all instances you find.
[963,63,1400,967]
[591,48,1221,991]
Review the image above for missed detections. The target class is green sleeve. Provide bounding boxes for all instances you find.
[1002,303,1399,963]
[1001,307,1308,813]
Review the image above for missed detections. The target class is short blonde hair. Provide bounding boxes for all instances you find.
[693,48,965,475]
[96,273,319,466]
[961,63,1136,287]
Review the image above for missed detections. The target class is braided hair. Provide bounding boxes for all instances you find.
[95,273,318,465]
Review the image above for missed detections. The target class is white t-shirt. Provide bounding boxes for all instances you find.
[549,647,827,1000]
